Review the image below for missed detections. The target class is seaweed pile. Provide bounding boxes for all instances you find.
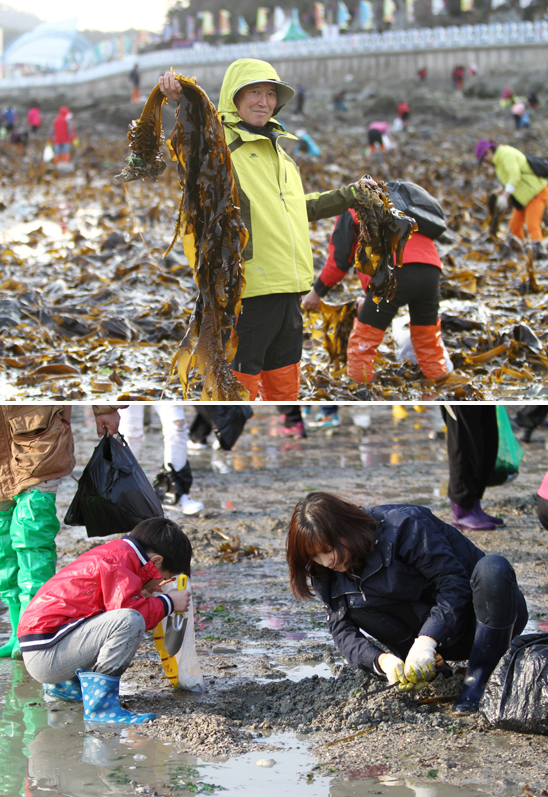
[116,74,248,400]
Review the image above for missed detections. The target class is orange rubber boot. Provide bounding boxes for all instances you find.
[410,320,448,380]
[346,319,385,383]
[258,363,300,401]
[231,370,261,401]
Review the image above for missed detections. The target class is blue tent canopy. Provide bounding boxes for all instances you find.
[2,18,93,70]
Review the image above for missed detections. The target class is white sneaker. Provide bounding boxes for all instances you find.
[187,440,208,451]
[178,495,204,515]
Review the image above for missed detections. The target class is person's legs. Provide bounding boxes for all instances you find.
[0,500,19,658]
[523,187,548,242]
[231,295,284,401]
[24,609,155,724]
[155,405,203,514]
[118,405,145,458]
[259,294,303,401]
[11,488,60,658]
[277,406,306,438]
[406,264,447,380]
[347,284,401,382]
[453,555,527,712]
[509,207,526,240]
[442,406,498,527]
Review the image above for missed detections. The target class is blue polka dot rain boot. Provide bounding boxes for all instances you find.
[45,676,82,702]
[76,669,155,725]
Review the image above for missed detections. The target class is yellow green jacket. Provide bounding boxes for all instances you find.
[218,59,356,298]
[493,144,547,208]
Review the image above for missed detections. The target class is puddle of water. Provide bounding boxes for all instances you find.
[277,662,334,682]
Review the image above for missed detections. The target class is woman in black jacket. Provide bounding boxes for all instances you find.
[286,492,527,712]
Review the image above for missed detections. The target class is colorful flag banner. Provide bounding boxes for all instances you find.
[406,0,415,22]
[357,0,374,29]
[238,15,250,35]
[186,16,195,39]
[383,0,396,23]
[256,7,269,32]
[273,6,286,30]
[337,1,351,29]
[314,1,326,29]
[219,9,231,35]
[200,11,216,35]
[431,0,446,14]
[461,0,474,10]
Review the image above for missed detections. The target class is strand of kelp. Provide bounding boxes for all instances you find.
[116,74,249,400]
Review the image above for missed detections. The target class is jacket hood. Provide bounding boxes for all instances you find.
[218,58,294,122]
[58,106,70,117]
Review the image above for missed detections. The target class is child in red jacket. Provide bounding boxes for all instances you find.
[302,186,447,383]
[18,517,191,725]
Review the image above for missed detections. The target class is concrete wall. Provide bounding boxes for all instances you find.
[0,42,545,105]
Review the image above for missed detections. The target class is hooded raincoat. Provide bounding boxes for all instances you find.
[218,59,357,299]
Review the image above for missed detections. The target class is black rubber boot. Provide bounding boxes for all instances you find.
[453,620,514,713]
[153,462,192,506]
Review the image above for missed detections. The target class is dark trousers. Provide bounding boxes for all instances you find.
[515,405,548,431]
[277,406,302,425]
[441,406,498,509]
[359,263,440,331]
[348,555,528,661]
[231,293,303,376]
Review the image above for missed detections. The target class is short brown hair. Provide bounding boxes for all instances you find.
[286,492,378,600]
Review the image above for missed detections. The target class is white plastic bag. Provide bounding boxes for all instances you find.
[43,143,54,163]
[154,579,204,692]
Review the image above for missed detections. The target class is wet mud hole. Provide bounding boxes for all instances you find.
[1,403,548,796]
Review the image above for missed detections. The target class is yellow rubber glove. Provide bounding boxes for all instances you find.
[404,636,437,684]
[378,653,414,692]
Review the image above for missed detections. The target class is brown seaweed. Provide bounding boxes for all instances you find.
[353,179,417,303]
[116,73,249,400]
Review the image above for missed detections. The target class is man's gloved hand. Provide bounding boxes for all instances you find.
[378,653,414,691]
[496,192,509,212]
[404,636,437,684]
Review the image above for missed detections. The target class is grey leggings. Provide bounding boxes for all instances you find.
[23,609,146,682]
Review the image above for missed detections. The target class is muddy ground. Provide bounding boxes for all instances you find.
[37,402,548,797]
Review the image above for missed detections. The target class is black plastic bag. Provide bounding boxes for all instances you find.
[191,406,253,451]
[480,632,548,734]
[64,433,164,538]
[385,179,447,240]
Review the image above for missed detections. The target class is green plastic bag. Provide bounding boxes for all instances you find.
[486,406,524,487]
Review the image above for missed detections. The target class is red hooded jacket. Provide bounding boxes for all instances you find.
[52,106,75,145]
[18,536,174,653]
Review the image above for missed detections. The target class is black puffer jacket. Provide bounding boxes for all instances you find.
[313,504,485,672]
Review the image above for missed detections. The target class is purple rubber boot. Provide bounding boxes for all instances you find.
[451,501,496,531]
[473,500,504,527]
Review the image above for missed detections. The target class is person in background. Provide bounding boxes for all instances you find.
[2,106,17,135]
[396,101,411,129]
[118,405,203,515]
[287,491,527,713]
[512,405,548,443]
[295,84,306,115]
[365,121,392,158]
[333,89,347,111]
[476,139,548,260]
[293,129,321,157]
[306,405,341,429]
[510,98,529,130]
[417,67,427,81]
[18,517,192,725]
[441,405,502,531]
[129,63,141,103]
[302,182,447,384]
[159,60,373,401]
[49,106,76,164]
[0,406,123,660]
[451,65,465,91]
[26,104,42,134]
[527,90,539,111]
[277,406,307,438]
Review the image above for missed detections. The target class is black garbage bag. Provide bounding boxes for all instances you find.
[480,632,548,734]
[190,406,253,451]
[385,179,447,240]
[64,433,164,538]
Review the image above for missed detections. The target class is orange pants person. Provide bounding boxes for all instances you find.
[509,186,548,241]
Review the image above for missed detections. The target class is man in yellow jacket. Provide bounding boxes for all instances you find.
[160,59,369,401]
[0,406,122,659]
